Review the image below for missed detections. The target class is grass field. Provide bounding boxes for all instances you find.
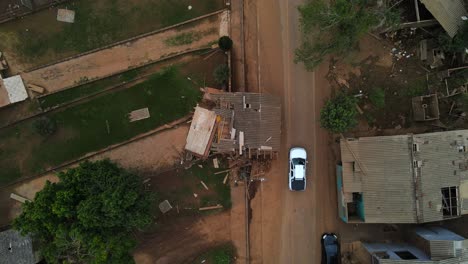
[0,0,224,68]
[38,50,224,110]
[0,67,201,186]
[191,243,236,264]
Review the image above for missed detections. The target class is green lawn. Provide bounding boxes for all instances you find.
[0,67,201,185]
[38,68,141,109]
[0,0,224,67]
[191,244,236,264]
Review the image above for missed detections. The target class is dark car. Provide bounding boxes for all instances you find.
[321,233,340,264]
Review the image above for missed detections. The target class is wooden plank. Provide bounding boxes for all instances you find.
[199,204,223,211]
[213,158,219,168]
[200,181,209,190]
[239,131,244,155]
[223,173,229,184]
[10,193,31,203]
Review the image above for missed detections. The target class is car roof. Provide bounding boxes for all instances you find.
[294,165,305,179]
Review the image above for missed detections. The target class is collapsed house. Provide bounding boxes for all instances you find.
[185,91,281,159]
[337,130,468,223]
[363,227,468,263]
[412,94,440,121]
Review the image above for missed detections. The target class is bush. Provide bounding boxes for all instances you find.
[369,88,385,108]
[320,93,358,133]
[294,0,398,70]
[218,36,233,51]
[32,117,57,137]
[214,64,230,85]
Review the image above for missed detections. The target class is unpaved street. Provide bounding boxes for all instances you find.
[246,0,342,263]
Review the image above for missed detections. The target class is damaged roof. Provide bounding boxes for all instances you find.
[420,0,467,38]
[341,130,468,223]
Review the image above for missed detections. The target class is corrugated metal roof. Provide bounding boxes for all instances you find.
[420,0,467,38]
[341,135,417,223]
[340,130,468,224]
[210,93,281,154]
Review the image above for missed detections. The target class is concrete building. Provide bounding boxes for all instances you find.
[337,130,468,223]
[363,227,468,263]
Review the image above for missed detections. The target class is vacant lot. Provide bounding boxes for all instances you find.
[22,13,221,92]
[0,0,224,70]
[0,67,201,186]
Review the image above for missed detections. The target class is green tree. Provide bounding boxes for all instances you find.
[218,36,233,51]
[14,160,154,264]
[320,93,358,133]
[214,64,230,85]
[295,0,385,70]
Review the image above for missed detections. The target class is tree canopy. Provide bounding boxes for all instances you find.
[320,93,358,133]
[14,160,154,264]
[295,0,394,70]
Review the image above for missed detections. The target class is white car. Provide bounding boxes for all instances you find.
[289,147,307,191]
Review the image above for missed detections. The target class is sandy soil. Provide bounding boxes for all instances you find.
[134,212,231,264]
[90,124,189,172]
[22,13,222,93]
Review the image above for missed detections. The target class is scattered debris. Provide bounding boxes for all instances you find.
[200,181,209,190]
[198,164,203,168]
[193,193,198,198]
[159,200,173,214]
[143,178,151,184]
[28,83,45,94]
[213,158,219,168]
[57,9,75,23]
[128,107,150,122]
[199,204,223,211]
[214,169,231,175]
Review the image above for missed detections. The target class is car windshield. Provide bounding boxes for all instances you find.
[292,158,305,166]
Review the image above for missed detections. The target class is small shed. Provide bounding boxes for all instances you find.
[0,75,29,108]
[185,106,217,157]
[412,94,440,121]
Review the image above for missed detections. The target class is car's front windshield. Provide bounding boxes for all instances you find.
[292,158,305,166]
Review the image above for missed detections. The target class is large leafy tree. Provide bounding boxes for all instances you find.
[295,0,392,70]
[320,93,358,133]
[14,160,154,264]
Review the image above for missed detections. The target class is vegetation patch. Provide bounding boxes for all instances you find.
[320,93,358,133]
[14,160,154,264]
[0,67,201,185]
[165,31,202,46]
[191,243,236,264]
[0,0,224,67]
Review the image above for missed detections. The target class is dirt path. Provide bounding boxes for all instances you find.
[0,125,190,227]
[22,13,223,93]
[245,0,343,263]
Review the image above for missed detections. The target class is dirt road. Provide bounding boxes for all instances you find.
[246,0,341,263]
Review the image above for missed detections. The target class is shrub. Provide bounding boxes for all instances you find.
[369,87,385,108]
[320,93,358,133]
[214,64,230,85]
[218,36,233,51]
[32,117,57,137]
